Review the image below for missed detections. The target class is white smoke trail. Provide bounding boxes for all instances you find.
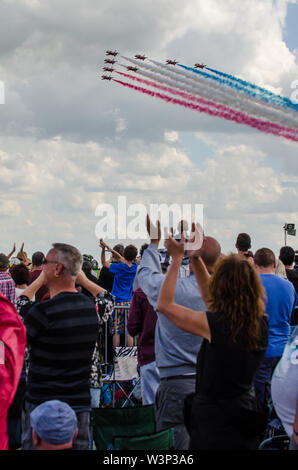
[149,59,298,123]
[118,63,298,129]
[119,58,298,129]
[121,56,298,123]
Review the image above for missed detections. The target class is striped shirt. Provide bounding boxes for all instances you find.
[0,271,16,305]
[18,292,100,408]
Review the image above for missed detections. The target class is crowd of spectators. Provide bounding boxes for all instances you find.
[0,223,297,451]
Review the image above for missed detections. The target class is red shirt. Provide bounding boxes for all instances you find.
[29,270,49,302]
[127,288,157,367]
[0,294,26,450]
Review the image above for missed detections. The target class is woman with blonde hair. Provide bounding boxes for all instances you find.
[157,224,269,450]
[275,258,287,279]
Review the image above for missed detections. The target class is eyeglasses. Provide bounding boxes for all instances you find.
[43,259,59,265]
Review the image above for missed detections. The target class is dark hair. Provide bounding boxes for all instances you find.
[124,245,138,262]
[82,260,92,273]
[208,254,266,351]
[254,248,275,268]
[236,233,251,252]
[113,244,124,256]
[243,251,254,259]
[32,251,45,266]
[140,243,149,258]
[11,263,30,285]
[279,246,295,266]
[0,253,9,270]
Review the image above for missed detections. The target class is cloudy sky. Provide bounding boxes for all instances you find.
[0,0,297,261]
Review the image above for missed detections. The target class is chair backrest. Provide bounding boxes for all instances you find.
[113,346,138,381]
[90,404,156,450]
[113,427,175,451]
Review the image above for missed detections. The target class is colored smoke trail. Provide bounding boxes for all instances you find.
[125,57,298,123]
[113,78,298,142]
[115,71,298,138]
[179,64,298,112]
[117,64,298,130]
[205,66,295,106]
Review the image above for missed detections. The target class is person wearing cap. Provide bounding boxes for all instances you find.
[0,253,16,304]
[30,400,78,450]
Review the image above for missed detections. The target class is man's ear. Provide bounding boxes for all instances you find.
[72,428,79,443]
[32,430,41,448]
[56,263,64,276]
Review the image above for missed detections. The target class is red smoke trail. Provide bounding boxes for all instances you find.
[116,71,298,137]
[113,77,298,142]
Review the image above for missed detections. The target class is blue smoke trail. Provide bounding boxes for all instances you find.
[206,66,295,106]
[179,64,298,113]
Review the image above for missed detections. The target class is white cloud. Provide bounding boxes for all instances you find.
[164,131,179,142]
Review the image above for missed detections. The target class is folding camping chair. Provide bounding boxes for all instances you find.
[113,427,175,450]
[101,345,140,407]
[90,404,156,450]
[101,303,140,408]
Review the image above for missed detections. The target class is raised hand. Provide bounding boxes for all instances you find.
[7,242,16,259]
[164,228,185,260]
[146,214,161,245]
[186,222,204,258]
[99,238,108,250]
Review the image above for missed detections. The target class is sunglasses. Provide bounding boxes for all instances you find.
[43,258,59,265]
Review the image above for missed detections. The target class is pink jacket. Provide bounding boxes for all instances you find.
[0,293,26,450]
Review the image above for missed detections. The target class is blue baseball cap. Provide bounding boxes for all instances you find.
[30,400,78,445]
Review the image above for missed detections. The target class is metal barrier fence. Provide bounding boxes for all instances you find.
[102,304,137,370]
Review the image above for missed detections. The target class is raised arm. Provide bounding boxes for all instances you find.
[7,242,16,260]
[187,222,211,307]
[76,270,107,297]
[157,232,210,341]
[189,257,211,307]
[100,241,110,269]
[21,271,46,301]
[107,246,125,263]
[99,239,125,267]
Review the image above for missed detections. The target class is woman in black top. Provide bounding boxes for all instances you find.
[157,225,269,450]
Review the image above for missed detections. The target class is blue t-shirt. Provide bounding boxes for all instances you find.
[109,262,138,302]
[260,274,297,358]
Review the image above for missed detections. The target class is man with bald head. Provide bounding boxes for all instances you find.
[136,217,221,450]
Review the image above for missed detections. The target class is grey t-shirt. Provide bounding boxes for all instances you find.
[136,243,205,378]
[271,326,298,437]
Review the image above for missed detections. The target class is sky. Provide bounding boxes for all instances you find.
[0,0,297,262]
